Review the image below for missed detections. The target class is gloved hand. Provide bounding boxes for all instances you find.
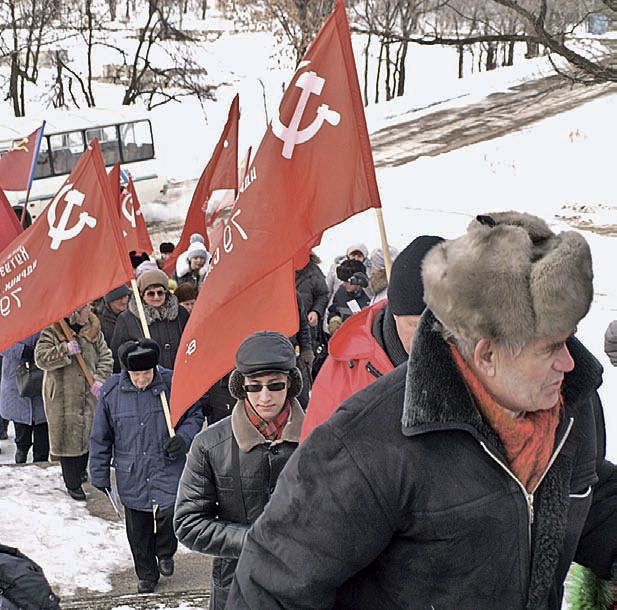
[163,435,187,458]
[66,339,81,356]
[328,316,343,335]
[94,486,111,495]
[300,349,314,372]
[90,380,103,399]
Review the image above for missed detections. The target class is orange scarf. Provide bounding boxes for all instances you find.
[451,346,561,492]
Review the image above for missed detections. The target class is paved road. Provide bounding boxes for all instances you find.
[370,74,617,168]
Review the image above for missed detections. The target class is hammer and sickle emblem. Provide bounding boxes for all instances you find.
[121,190,136,228]
[10,136,29,153]
[47,184,97,250]
[272,70,340,159]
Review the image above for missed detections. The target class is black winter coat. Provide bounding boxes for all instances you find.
[111,295,188,371]
[97,303,121,372]
[174,399,303,610]
[327,284,370,322]
[295,259,329,320]
[228,310,617,610]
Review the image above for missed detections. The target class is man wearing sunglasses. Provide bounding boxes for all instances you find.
[173,330,304,610]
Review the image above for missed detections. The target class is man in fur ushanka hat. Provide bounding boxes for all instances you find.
[226,212,617,610]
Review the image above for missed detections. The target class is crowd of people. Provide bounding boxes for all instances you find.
[1,212,616,609]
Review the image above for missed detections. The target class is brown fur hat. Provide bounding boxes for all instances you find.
[421,212,593,346]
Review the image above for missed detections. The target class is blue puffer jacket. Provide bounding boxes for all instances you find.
[89,367,203,511]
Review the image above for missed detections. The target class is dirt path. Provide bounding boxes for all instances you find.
[370,74,617,168]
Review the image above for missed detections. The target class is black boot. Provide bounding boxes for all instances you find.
[15,448,27,464]
[137,579,157,593]
[67,486,86,501]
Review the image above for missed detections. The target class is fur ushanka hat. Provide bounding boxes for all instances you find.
[421,212,593,346]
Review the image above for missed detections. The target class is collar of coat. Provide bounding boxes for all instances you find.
[128,292,180,325]
[402,309,603,450]
[51,311,101,343]
[231,397,304,453]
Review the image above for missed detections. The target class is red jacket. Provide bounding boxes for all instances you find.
[300,301,393,442]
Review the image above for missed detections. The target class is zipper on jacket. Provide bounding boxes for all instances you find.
[478,416,574,553]
[366,362,382,378]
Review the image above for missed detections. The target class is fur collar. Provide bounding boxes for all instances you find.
[51,311,101,343]
[402,309,603,454]
[175,252,208,280]
[369,268,388,299]
[128,292,180,325]
[231,398,304,453]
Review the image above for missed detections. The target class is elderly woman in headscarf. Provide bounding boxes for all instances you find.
[111,268,189,370]
[34,303,112,500]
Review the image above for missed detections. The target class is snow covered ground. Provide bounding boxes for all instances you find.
[1,6,617,608]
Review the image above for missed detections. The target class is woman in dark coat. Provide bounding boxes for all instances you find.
[90,338,203,594]
[111,269,189,371]
[0,333,49,463]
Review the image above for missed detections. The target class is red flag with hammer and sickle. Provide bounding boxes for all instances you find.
[120,176,154,255]
[0,124,46,191]
[0,187,23,251]
[169,0,381,424]
[164,94,240,277]
[0,139,134,352]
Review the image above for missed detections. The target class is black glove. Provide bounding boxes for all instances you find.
[348,271,369,288]
[164,435,187,458]
[94,486,111,494]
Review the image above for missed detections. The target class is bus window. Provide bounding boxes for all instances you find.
[86,125,120,165]
[119,120,154,162]
[50,131,84,175]
[33,137,52,179]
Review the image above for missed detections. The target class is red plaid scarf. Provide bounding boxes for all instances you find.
[244,399,291,441]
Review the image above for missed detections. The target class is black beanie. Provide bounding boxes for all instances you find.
[336,259,366,282]
[387,235,444,315]
[104,284,130,303]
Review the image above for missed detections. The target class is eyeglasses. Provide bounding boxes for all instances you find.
[243,381,287,393]
[145,289,166,298]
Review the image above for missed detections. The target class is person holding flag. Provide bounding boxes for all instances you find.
[89,338,203,594]
[173,331,304,610]
[34,304,112,501]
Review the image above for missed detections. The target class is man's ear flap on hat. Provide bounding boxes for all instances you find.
[118,340,139,370]
[136,338,160,362]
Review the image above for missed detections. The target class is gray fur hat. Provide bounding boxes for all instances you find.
[422,212,593,346]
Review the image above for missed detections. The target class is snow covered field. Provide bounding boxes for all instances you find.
[1,5,617,607]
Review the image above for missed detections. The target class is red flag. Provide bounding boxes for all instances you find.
[0,139,134,352]
[107,162,122,213]
[0,123,45,191]
[118,176,153,255]
[170,0,381,424]
[175,94,240,255]
[0,188,23,251]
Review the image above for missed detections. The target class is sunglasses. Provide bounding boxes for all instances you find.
[243,381,287,393]
[145,289,166,298]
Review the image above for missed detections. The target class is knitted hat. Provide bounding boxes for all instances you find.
[422,212,593,345]
[388,235,444,316]
[187,240,208,260]
[118,338,160,371]
[369,246,400,272]
[104,284,129,303]
[174,282,198,303]
[228,331,302,399]
[159,242,174,254]
[135,260,158,278]
[346,243,368,259]
[136,269,169,294]
[336,259,366,282]
[190,233,205,244]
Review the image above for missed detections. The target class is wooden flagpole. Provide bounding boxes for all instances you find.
[58,319,95,387]
[130,278,175,437]
[375,208,392,281]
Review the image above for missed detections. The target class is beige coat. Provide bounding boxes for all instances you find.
[35,313,112,457]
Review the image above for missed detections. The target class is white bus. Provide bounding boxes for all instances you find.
[0,107,167,221]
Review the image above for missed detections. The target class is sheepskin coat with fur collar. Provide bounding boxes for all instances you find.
[174,398,303,610]
[227,309,617,610]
